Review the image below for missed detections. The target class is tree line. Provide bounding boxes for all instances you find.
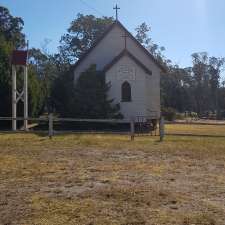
[0,5,225,121]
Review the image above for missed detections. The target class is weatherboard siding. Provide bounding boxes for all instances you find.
[106,55,148,119]
[74,25,124,81]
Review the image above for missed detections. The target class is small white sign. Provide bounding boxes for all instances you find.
[117,65,136,80]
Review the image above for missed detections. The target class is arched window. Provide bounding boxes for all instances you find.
[121,81,131,102]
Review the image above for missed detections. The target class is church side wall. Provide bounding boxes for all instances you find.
[145,71,161,119]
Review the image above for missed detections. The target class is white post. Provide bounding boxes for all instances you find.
[24,66,28,130]
[12,65,17,131]
[159,117,165,142]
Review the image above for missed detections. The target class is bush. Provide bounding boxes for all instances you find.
[175,112,185,120]
[52,64,123,119]
[162,107,176,121]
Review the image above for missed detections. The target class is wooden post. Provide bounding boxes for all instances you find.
[159,117,164,142]
[24,66,28,131]
[12,65,17,131]
[130,118,135,141]
[48,113,53,139]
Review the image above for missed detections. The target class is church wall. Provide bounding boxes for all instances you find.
[106,55,148,120]
[73,22,161,119]
[145,72,161,118]
[74,25,125,81]
[125,36,161,118]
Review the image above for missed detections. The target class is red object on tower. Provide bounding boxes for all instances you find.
[11,50,28,66]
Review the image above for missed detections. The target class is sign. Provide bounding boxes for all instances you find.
[117,65,136,81]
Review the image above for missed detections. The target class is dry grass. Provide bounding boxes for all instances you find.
[0,125,225,225]
[166,123,225,136]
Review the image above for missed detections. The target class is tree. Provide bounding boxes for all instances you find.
[191,52,225,116]
[50,68,74,116]
[52,65,122,119]
[135,22,151,46]
[135,22,166,65]
[59,14,114,63]
[0,6,25,47]
[161,65,194,112]
[0,6,25,117]
[208,57,225,117]
[0,35,12,117]
[28,48,63,113]
[0,6,47,119]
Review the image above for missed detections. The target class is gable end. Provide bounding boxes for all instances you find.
[103,49,153,75]
[72,20,166,73]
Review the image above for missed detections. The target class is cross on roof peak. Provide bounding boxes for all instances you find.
[113,4,120,21]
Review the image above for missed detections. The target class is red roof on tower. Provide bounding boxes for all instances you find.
[11,50,28,66]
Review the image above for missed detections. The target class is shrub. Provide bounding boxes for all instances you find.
[175,112,185,120]
[162,107,176,121]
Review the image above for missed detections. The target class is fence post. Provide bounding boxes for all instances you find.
[159,117,164,142]
[48,113,53,139]
[130,118,135,141]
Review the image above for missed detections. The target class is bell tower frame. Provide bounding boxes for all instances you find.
[11,42,29,131]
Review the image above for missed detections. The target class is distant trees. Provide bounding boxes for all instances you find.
[191,52,225,117]
[134,21,225,118]
[161,66,193,113]
[161,53,225,118]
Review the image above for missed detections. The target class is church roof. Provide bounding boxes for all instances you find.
[72,20,166,72]
[103,49,153,75]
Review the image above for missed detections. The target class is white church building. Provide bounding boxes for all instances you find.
[73,20,165,120]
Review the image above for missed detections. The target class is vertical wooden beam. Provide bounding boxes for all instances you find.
[159,117,164,142]
[12,65,17,131]
[48,113,53,139]
[130,118,135,141]
[24,66,28,130]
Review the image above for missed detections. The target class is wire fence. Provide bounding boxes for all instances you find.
[0,115,163,141]
[5,116,224,140]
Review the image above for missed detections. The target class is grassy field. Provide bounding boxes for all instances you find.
[1,124,225,225]
[166,123,225,137]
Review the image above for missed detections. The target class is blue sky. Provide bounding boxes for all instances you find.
[1,0,225,67]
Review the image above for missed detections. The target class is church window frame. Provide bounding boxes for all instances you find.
[121,81,132,102]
